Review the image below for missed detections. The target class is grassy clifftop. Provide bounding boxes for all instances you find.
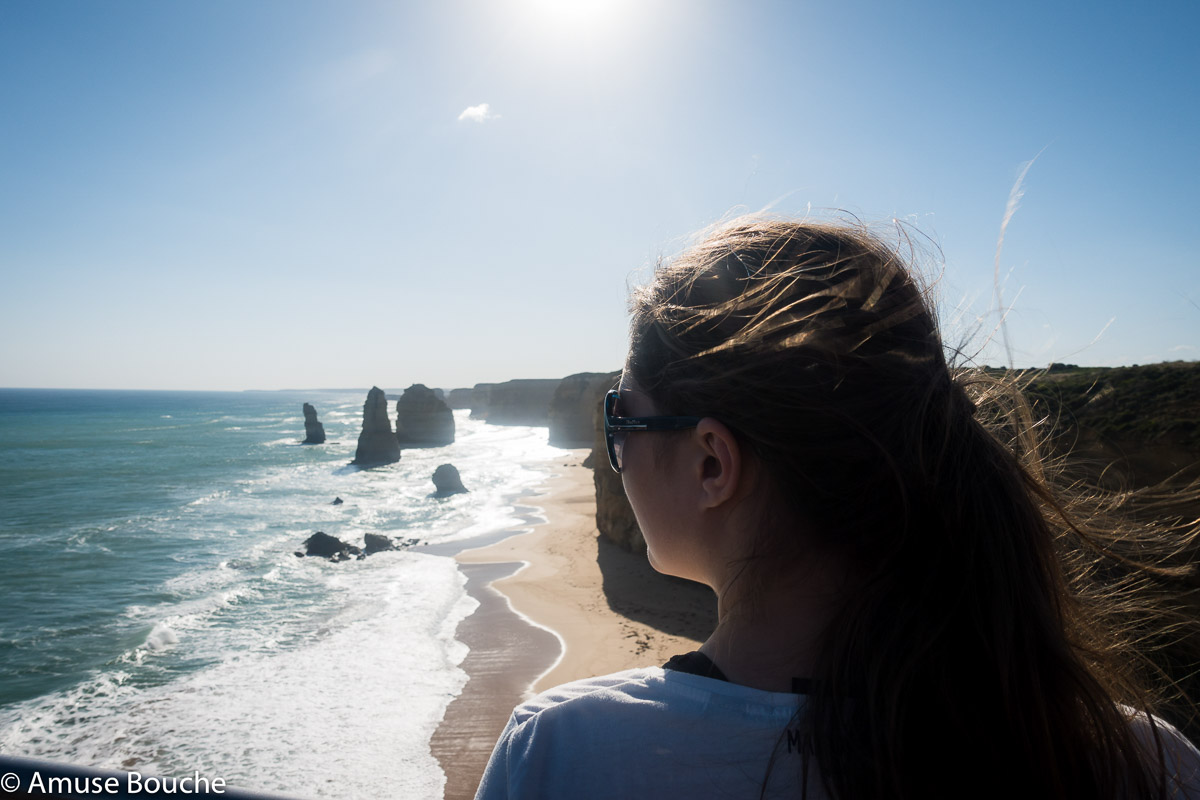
[1024,361,1200,456]
[975,361,1200,491]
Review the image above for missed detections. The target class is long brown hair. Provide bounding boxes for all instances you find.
[625,216,1198,798]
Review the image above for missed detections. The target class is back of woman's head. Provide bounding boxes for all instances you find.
[628,217,968,561]
[626,215,1191,799]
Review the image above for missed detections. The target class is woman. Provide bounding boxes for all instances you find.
[475,217,1200,798]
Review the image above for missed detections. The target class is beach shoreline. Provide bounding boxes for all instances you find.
[431,455,717,800]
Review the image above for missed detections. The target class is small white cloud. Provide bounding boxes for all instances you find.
[458,103,499,123]
[1169,344,1196,352]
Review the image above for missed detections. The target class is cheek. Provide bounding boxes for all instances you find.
[621,460,699,582]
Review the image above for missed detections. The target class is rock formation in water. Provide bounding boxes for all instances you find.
[352,386,401,466]
[362,533,397,556]
[549,371,619,447]
[432,464,469,496]
[395,384,455,447]
[296,531,420,562]
[331,497,344,505]
[474,379,560,426]
[296,531,361,562]
[302,403,326,444]
[589,395,644,552]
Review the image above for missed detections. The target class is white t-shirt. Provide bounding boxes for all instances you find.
[474,666,1200,799]
[475,667,815,800]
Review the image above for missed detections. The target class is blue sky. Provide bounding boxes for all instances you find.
[2,0,1196,390]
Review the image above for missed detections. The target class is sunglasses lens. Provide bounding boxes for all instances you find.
[604,391,622,473]
[610,431,626,472]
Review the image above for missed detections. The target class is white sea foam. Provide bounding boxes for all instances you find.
[0,553,477,799]
[141,622,179,653]
[2,399,563,797]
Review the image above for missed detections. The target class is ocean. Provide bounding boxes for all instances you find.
[0,388,568,798]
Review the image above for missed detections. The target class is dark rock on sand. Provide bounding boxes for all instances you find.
[297,531,362,562]
[302,403,326,444]
[432,464,469,496]
[395,384,455,447]
[352,386,401,466]
[549,371,619,447]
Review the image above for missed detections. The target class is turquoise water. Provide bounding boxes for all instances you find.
[0,389,566,797]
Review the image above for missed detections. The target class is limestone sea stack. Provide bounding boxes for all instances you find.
[352,386,401,466]
[431,464,469,496]
[548,371,619,447]
[302,402,326,444]
[395,384,455,447]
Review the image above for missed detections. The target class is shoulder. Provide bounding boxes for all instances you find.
[506,667,670,727]
[476,668,812,799]
[510,665,804,725]
[1126,711,1200,796]
[475,668,674,799]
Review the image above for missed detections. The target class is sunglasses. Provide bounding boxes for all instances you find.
[603,389,703,473]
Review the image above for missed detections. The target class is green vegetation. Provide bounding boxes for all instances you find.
[1021,362,1200,454]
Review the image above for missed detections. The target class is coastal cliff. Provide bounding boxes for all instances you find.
[302,402,326,444]
[446,388,475,410]
[468,384,495,420]
[470,379,560,426]
[352,386,401,466]
[549,372,617,447]
[395,384,455,447]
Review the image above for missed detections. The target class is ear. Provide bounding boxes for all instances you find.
[693,418,743,510]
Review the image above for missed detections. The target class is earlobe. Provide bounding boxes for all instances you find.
[696,419,742,509]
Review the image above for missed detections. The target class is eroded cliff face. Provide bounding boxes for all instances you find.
[472,379,560,426]
[302,402,326,444]
[589,385,644,553]
[549,372,618,447]
[468,383,495,420]
[395,384,455,447]
[352,386,401,466]
[446,388,475,410]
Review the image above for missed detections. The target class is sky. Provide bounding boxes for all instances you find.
[1,0,1197,391]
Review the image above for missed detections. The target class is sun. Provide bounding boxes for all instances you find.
[522,0,633,39]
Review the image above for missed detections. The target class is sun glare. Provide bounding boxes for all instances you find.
[523,0,633,39]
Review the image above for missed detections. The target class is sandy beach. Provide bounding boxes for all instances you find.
[431,455,717,800]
